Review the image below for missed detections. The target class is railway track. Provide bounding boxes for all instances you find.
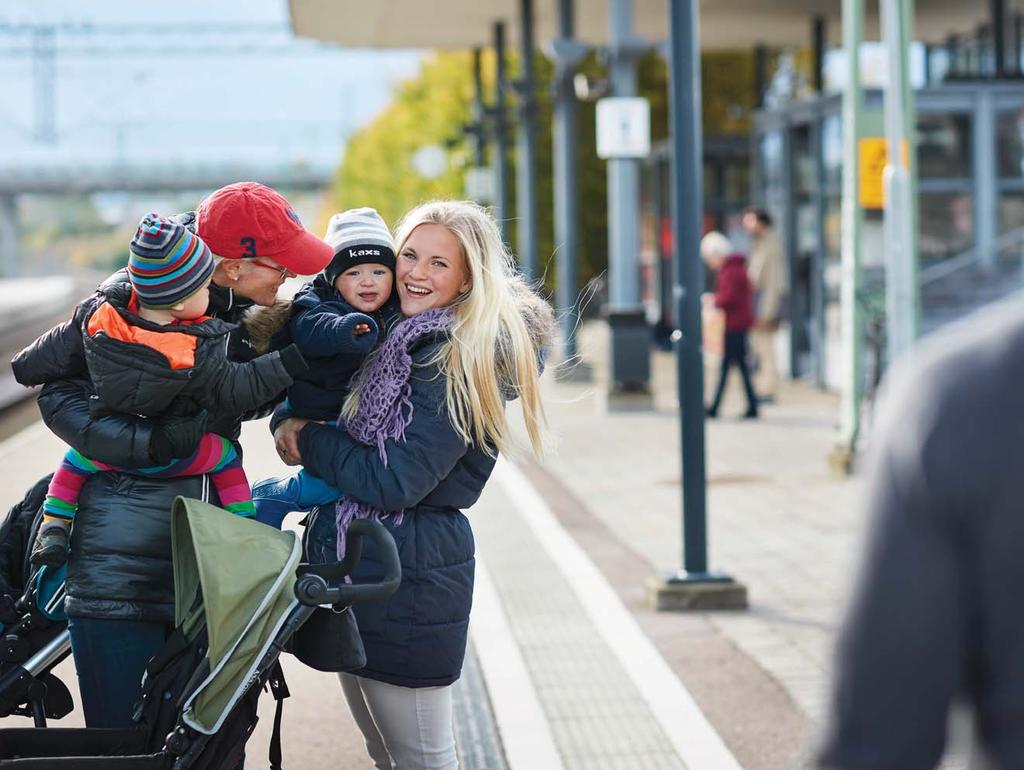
[0,274,100,439]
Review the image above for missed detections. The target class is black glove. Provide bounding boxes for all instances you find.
[278,344,309,378]
[150,409,209,465]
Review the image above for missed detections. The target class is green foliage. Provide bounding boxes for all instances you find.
[333,48,755,298]
[702,50,757,135]
[332,52,481,231]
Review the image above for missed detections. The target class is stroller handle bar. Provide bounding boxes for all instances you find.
[294,519,401,608]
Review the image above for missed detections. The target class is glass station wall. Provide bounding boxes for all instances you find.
[752,83,1023,389]
[639,140,750,346]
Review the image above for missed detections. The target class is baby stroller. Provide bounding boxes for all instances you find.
[0,496,400,769]
[0,478,73,728]
[0,562,72,728]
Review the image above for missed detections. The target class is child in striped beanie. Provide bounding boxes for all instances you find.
[21,213,309,566]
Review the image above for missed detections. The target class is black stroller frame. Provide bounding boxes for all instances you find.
[0,517,401,770]
[0,542,73,727]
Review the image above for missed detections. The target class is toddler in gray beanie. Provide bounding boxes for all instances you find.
[251,207,400,527]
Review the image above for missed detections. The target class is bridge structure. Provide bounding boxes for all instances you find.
[0,21,356,277]
[0,156,335,277]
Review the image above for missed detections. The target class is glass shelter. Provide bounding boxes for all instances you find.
[752,81,1024,389]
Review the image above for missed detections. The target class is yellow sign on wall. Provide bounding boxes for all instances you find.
[858,138,909,210]
[858,138,888,209]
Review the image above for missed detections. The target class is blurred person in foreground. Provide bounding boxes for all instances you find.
[701,231,758,420]
[742,206,784,403]
[817,300,1024,769]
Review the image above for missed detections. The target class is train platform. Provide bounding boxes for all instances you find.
[0,317,978,769]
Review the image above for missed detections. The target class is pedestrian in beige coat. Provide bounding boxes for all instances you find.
[743,207,785,401]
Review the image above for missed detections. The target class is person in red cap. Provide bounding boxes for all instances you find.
[11,183,331,730]
[189,181,334,310]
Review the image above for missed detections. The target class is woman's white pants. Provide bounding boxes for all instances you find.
[339,672,458,770]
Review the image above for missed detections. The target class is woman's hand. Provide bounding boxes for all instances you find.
[273,417,312,465]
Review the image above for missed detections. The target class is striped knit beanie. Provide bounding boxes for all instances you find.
[323,207,396,285]
[128,213,215,309]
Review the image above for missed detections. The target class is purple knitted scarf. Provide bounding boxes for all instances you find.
[334,307,454,559]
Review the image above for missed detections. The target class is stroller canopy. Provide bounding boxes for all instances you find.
[171,497,301,736]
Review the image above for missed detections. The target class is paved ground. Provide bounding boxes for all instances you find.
[0,274,977,768]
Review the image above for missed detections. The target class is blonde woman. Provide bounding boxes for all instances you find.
[271,200,554,769]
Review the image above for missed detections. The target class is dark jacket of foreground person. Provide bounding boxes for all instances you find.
[818,300,1024,769]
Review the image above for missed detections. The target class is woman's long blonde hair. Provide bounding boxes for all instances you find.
[344,200,551,459]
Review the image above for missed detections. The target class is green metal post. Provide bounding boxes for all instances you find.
[881,0,919,361]
[835,0,865,468]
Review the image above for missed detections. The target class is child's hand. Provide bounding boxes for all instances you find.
[354,323,372,336]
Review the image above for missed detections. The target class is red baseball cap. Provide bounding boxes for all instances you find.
[196,182,333,275]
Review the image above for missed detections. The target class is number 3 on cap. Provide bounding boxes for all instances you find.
[240,237,257,258]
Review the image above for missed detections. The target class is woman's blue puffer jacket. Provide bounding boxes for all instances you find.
[294,335,495,688]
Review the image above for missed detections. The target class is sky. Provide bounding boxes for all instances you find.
[0,0,424,172]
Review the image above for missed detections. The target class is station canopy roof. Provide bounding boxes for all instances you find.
[289,0,989,50]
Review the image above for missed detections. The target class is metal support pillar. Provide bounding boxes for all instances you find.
[975,89,997,269]
[812,16,826,93]
[993,0,1007,76]
[834,0,865,471]
[812,122,828,388]
[1015,13,1023,74]
[646,0,746,611]
[669,0,708,575]
[606,0,649,395]
[754,44,768,108]
[652,154,673,348]
[882,0,919,365]
[32,26,57,145]
[493,21,510,242]
[0,196,19,278]
[947,34,960,77]
[552,0,588,372]
[515,0,539,281]
[472,49,488,168]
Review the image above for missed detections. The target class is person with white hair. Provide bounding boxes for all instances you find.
[701,230,758,419]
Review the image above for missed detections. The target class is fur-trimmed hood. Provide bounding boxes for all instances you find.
[241,300,294,355]
[510,275,557,358]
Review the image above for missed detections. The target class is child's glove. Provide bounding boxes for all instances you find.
[150,409,209,465]
[278,344,310,378]
[338,313,379,353]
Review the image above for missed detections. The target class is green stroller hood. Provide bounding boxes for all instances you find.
[171,496,301,736]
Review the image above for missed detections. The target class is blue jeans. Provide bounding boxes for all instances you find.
[252,470,342,528]
[67,615,171,728]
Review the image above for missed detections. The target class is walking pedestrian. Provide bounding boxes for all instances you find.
[702,231,758,420]
[742,206,785,402]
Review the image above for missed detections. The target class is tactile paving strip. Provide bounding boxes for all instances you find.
[472,484,687,770]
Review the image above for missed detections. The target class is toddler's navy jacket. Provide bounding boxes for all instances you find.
[284,276,400,421]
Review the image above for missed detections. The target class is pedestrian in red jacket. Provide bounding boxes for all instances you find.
[702,231,758,419]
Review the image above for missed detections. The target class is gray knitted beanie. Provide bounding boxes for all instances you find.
[323,207,396,284]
